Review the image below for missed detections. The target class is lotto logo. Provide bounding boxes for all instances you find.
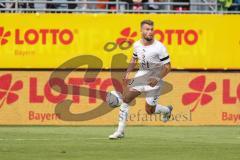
[0,27,11,45]
[0,74,23,108]
[0,26,74,45]
[182,75,240,112]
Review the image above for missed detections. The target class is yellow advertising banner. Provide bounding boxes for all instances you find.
[0,71,239,125]
[0,14,239,69]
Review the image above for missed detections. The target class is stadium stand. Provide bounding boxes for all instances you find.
[0,0,239,13]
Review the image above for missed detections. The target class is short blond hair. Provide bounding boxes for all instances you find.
[141,20,154,28]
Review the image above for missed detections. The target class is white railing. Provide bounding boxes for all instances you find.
[0,0,239,14]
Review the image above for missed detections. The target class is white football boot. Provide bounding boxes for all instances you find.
[108,131,124,139]
[162,105,173,123]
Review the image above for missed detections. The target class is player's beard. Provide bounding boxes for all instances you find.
[144,35,153,42]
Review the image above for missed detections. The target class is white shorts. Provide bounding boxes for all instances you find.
[128,70,163,106]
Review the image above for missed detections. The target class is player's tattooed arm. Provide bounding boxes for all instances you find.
[160,62,171,79]
[148,62,171,87]
[123,57,138,85]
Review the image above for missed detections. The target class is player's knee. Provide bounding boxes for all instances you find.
[145,108,154,115]
[145,109,153,115]
[122,96,132,104]
[145,104,155,115]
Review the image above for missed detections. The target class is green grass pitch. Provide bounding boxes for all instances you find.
[0,126,239,160]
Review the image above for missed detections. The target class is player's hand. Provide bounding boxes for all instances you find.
[148,78,158,87]
[122,75,130,86]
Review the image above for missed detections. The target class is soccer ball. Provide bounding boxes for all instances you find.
[106,91,123,108]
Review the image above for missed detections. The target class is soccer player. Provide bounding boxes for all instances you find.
[109,20,173,139]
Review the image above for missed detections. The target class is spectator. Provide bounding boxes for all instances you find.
[190,0,216,11]
[173,0,190,11]
[229,0,240,10]
[55,0,69,12]
[0,1,35,13]
[108,0,117,11]
[0,2,5,13]
[107,0,132,12]
[218,0,232,11]
[96,0,108,9]
[87,0,97,9]
[148,0,169,10]
[107,0,128,12]
[76,0,88,10]
[34,0,47,13]
[118,0,131,11]
[46,0,71,13]
[4,2,15,13]
[68,0,98,12]
[17,1,35,13]
[68,0,77,12]
[132,0,143,11]
[27,1,35,12]
[131,0,148,11]
[46,0,58,13]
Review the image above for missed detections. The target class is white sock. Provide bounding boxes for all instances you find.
[116,103,129,133]
[154,104,170,114]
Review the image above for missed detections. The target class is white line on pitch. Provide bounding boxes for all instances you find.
[86,138,107,140]
[0,138,107,141]
[0,138,74,141]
